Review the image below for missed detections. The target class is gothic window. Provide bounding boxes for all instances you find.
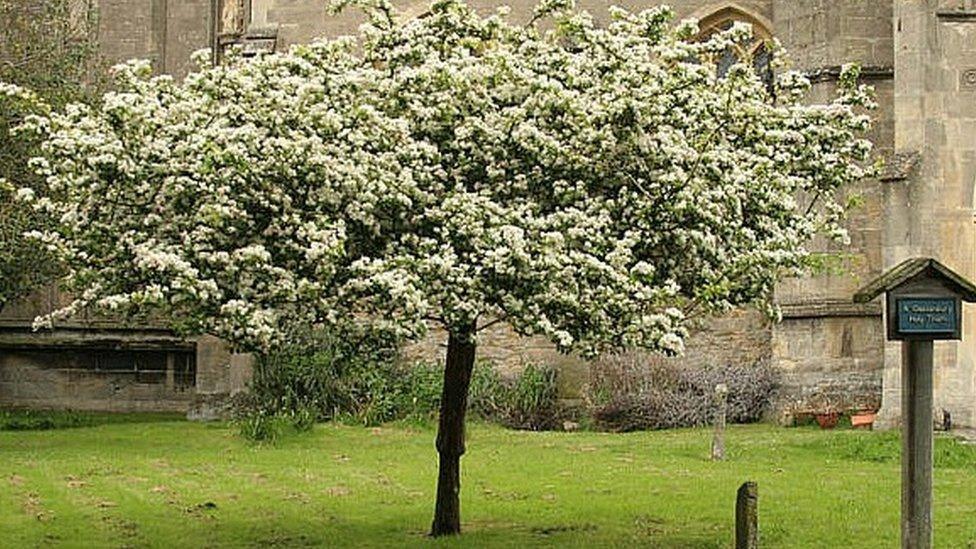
[697,8,774,93]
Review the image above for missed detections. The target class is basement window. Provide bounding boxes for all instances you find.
[8,349,200,391]
[90,350,196,390]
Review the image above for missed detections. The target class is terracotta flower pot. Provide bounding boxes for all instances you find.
[815,412,840,429]
[851,411,877,430]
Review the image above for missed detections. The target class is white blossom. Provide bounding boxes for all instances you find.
[14,187,34,201]
[24,1,874,356]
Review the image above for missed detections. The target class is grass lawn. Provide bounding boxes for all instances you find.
[2,417,976,548]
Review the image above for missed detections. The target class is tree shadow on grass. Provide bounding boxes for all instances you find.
[202,510,730,548]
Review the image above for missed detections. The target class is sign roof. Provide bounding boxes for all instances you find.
[853,257,976,303]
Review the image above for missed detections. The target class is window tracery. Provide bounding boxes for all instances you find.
[697,7,774,91]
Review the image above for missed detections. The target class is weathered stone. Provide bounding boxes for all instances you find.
[2,0,975,429]
[735,481,759,549]
[877,0,976,430]
[712,383,728,461]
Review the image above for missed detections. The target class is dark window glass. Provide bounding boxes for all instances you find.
[173,353,197,390]
[716,47,738,78]
[94,351,167,372]
[2,349,196,389]
[753,45,774,93]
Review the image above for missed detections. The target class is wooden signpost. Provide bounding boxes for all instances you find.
[855,257,976,549]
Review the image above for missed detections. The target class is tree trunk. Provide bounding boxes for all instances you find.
[429,323,477,537]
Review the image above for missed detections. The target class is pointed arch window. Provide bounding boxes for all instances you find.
[697,6,774,92]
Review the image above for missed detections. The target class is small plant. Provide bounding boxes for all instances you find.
[493,363,561,431]
[235,410,291,443]
[288,404,317,433]
[395,361,444,421]
[467,361,506,419]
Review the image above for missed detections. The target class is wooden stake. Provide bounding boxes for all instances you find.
[901,340,933,549]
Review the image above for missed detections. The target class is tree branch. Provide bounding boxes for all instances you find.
[476,315,508,332]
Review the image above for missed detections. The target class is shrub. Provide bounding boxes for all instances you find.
[489,363,561,431]
[394,361,443,420]
[239,325,564,439]
[467,362,507,420]
[393,360,561,431]
[585,353,779,431]
[236,410,290,443]
[238,324,403,436]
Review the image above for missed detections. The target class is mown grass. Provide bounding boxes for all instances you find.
[1,417,975,548]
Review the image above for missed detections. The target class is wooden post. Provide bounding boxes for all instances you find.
[901,340,933,549]
[712,383,728,461]
[853,258,976,548]
[735,481,758,549]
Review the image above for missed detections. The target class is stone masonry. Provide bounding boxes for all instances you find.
[2,0,975,429]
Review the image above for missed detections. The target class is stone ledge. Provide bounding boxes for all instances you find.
[779,299,882,319]
[219,24,279,57]
[956,429,976,445]
[806,65,894,84]
[0,318,168,330]
[0,327,194,351]
[936,10,976,22]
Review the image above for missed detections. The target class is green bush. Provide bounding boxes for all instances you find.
[241,325,403,432]
[484,363,561,431]
[395,361,562,431]
[394,361,443,420]
[468,362,507,419]
[238,325,564,440]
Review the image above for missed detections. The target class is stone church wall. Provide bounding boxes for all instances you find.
[764,0,896,419]
[877,0,976,429]
[6,0,948,424]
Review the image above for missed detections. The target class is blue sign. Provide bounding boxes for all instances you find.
[897,298,956,333]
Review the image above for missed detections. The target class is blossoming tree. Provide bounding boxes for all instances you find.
[20,0,874,536]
